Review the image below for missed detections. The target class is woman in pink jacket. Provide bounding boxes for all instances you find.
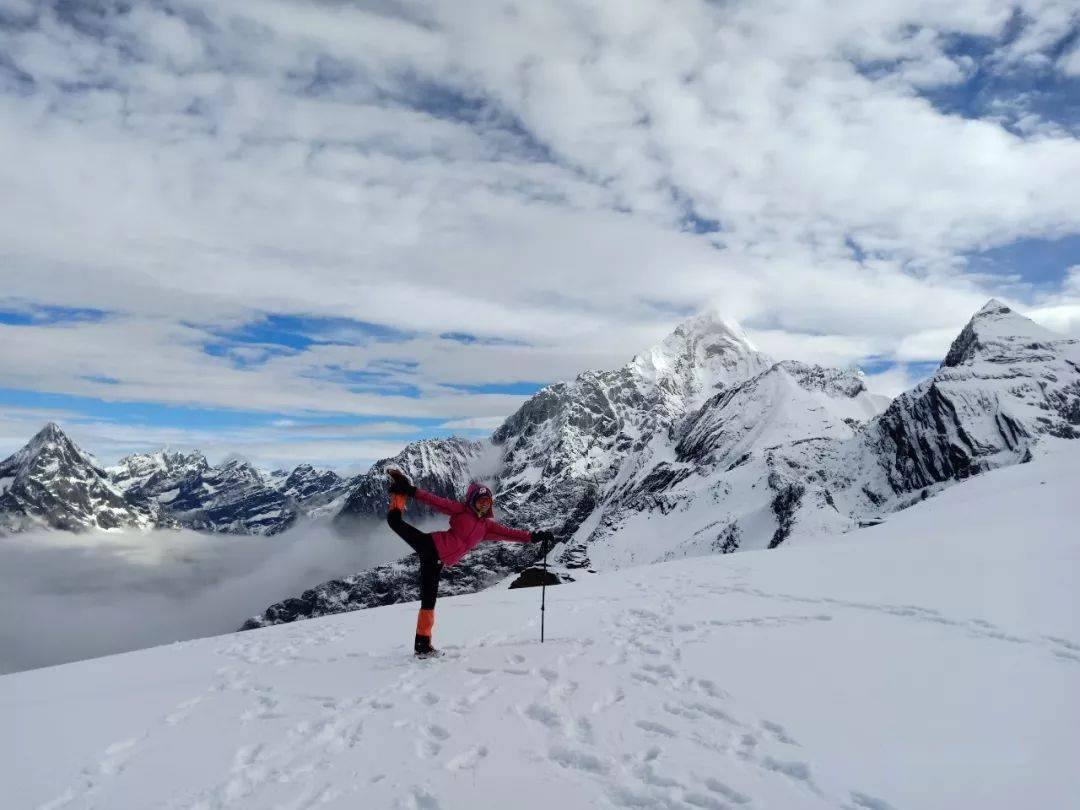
[386,469,553,657]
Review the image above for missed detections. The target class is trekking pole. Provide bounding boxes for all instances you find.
[540,536,548,643]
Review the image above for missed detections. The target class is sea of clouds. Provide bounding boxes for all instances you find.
[0,519,410,675]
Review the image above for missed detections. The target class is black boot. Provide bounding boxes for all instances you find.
[414,634,439,658]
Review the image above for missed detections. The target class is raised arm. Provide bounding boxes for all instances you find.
[414,488,466,516]
[483,519,533,544]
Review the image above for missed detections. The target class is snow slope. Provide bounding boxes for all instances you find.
[3,444,1077,810]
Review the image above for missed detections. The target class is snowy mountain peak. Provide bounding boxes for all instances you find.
[630,310,772,406]
[114,448,209,472]
[35,420,65,442]
[674,309,757,348]
[215,457,267,485]
[0,423,155,533]
[943,299,1063,368]
[278,464,348,508]
[975,298,1010,317]
[6,422,93,475]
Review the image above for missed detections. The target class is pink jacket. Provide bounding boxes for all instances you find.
[415,485,532,567]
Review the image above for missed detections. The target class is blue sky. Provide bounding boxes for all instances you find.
[1,1,1078,469]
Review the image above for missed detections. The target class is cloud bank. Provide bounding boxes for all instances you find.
[0,519,411,674]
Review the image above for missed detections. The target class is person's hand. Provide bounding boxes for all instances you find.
[532,530,556,548]
[387,468,416,496]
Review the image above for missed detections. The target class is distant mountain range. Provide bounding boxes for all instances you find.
[2,300,1077,630]
[0,430,351,535]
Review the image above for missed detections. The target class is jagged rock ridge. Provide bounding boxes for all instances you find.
[0,423,157,533]
[0,431,355,536]
[108,453,351,536]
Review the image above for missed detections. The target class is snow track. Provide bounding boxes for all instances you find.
[4,446,1078,809]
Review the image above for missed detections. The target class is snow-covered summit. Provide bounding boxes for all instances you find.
[942,298,1067,368]
[676,361,884,470]
[629,310,771,406]
[867,299,1080,499]
[0,423,156,533]
[109,448,210,500]
[4,422,87,470]
[277,464,349,509]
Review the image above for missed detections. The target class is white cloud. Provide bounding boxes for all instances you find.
[1062,43,1080,76]
[0,0,1078,455]
[894,326,967,363]
[0,522,408,674]
[863,363,936,398]
[1064,265,1080,295]
[439,416,506,431]
[1027,302,1080,336]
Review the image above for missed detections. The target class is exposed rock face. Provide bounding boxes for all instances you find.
[279,465,349,509]
[864,299,1080,496]
[576,358,888,567]
[491,314,775,552]
[333,437,488,529]
[0,423,157,533]
[109,454,349,535]
[110,449,210,504]
[178,458,297,535]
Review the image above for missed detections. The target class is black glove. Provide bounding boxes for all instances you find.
[532,530,556,547]
[387,469,416,496]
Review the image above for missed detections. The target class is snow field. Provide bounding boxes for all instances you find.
[2,446,1078,810]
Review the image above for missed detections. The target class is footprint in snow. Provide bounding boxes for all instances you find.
[524,702,563,730]
[97,737,139,776]
[590,686,625,714]
[230,743,266,771]
[549,745,610,775]
[692,678,728,700]
[634,761,681,789]
[641,662,678,679]
[736,732,759,760]
[703,778,752,804]
[760,756,820,792]
[848,790,898,810]
[635,720,677,738]
[682,791,730,809]
[761,719,799,745]
[415,739,441,760]
[410,788,441,810]
[164,695,205,725]
[426,724,451,741]
[1043,635,1080,663]
[1044,634,1080,651]
[445,744,489,771]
